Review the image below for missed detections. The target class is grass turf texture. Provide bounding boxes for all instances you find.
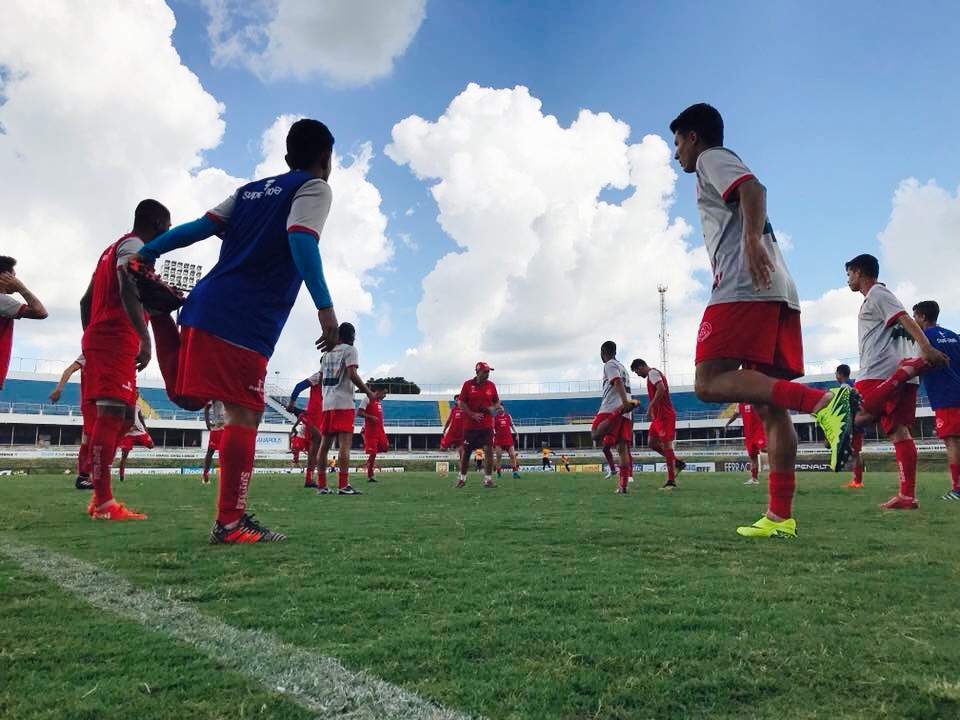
[2,471,960,719]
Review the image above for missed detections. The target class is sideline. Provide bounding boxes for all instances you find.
[0,538,477,720]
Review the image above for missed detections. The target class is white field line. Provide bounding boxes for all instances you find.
[0,539,478,720]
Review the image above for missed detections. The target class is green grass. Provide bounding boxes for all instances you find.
[2,470,960,719]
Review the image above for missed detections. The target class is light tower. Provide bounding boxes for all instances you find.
[657,284,668,374]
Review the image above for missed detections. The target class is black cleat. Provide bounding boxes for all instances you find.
[208,513,286,544]
[675,459,687,476]
[338,485,361,495]
[127,258,185,314]
[74,474,93,490]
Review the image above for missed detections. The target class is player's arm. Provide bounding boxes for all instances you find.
[48,361,82,402]
[0,273,48,320]
[79,278,93,330]
[287,378,311,412]
[348,367,374,399]
[204,403,212,430]
[737,179,774,290]
[117,265,151,371]
[137,216,221,264]
[724,409,740,431]
[897,314,949,367]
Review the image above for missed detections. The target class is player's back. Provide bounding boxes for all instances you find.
[922,325,960,408]
[83,235,141,351]
[181,170,316,357]
[320,343,358,410]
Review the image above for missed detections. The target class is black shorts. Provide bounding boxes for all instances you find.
[463,427,493,449]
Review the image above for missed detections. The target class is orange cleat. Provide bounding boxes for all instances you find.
[845,481,864,489]
[880,494,918,510]
[90,501,148,520]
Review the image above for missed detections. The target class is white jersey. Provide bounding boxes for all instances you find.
[75,354,86,368]
[695,147,799,310]
[320,343,359,410]
[207,400,226,429]
[857,283,907,380]
[599,358,632,416]
[0,294,22,319]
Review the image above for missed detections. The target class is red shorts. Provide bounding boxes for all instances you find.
[301,411,323,434]
[745,433,767,455]
[855,380,917,436]
[495,442,515,451]
[82,347,137,406]
[593,412,632,446]
[462,427,494,448]
[320,408,355,435]
[177,326,268,412]
[649,411,676,443]
[120,432,154,452]
[364,427,389,454]
[695,301,804,380]
[207,428,224,451]
[935,407,960,439]
[851,431,864,452]
[440,433,462,450]
[290,435,308,453]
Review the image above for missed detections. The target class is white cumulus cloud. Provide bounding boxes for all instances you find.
[0,1,392,385]
[384,84,708,388]
[202,0,427,85]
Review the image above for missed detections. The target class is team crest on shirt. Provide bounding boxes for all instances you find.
[697,321,713,343]
[936,417,944,430]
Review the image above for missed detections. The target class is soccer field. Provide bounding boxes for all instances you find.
[2,470,959,720]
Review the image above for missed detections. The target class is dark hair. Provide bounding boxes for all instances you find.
[339,321,356,345]
[835,364,851,378]
[630,358,646,371]
[0,256,16,274]
[669,103,724,148]
[913,300,940,324]
[453,395,459,401]
[845,253,879,279]
[601,340,617,356]
[287,119,334,170]
[133,199,170,229]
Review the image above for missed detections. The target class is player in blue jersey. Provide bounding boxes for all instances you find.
[135,119,340,544]
[912,301,960,501]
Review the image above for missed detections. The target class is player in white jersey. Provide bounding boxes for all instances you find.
[845,254,946,510]
[591,340,639,493]
[670,103,854,538]
[315,322,376,495]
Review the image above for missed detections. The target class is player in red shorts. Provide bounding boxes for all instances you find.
[79,200,170,521]
[456,362,502,488]
[844,255,947,510]
[724,403,767,485]
[315,322,375,494]
[631,359,687,489]
[671,103,855,538]
[288,372,324,487]
[138,119,340,543]
[591,341,637,494]
[118,403,154,482]
[358,387,388,483]
[440,395,466,467]
[49,353,94,490]
[835,365,865,488]
[912,301,960,501]
[493,405,521,479]
[288,415,308,467]
[202,400,226,485]
[0,256,48,392]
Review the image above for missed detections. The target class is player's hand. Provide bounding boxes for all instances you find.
[921,346,950,368]
[744,234,775,291]
[48,389,61,403]
[315,306,339,352]
[131,253,155,268]
[0,272,23,294]
[136,333,152,371]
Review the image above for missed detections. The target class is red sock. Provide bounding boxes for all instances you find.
[90,414,124,507]
[664,448,676,482]
[367,455,376,479]
[305,465,314,483]
[768,471,796,519]
[216,425,256,526]
[950,463,960,491]
[894,438,917,498]
[853,463,863,484]
[771,380,827,414]
[751,459,759,481]
[338,469,349,490]
[512,460,519,472]
[77,441,91,476]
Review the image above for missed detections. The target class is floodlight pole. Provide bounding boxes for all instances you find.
[657,284,668,375]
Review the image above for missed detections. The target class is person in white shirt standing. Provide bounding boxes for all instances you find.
[316,322,376,495]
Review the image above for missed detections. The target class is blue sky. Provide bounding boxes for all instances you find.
[3,1,959,388]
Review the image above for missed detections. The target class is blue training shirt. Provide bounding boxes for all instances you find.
[921,325,960,409]
[179,170,332,358]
